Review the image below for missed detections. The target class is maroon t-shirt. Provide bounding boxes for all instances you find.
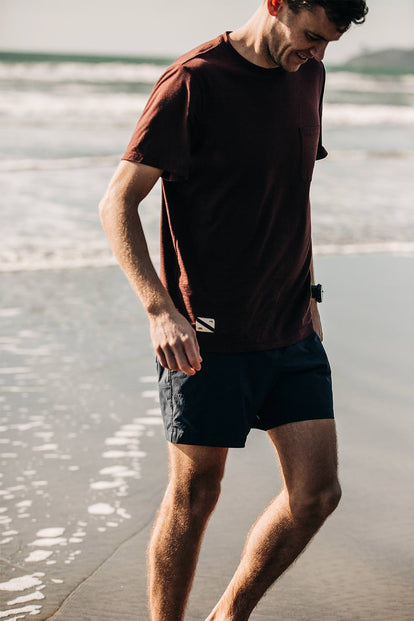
[123,32,328,352]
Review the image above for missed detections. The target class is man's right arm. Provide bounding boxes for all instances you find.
[99,160,202,375]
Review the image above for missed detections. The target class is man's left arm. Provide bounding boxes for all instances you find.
[310,255,323,341]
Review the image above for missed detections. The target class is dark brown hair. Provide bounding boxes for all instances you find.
[287,0,368,31]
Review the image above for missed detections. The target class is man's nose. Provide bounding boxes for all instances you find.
[310,41,328,61]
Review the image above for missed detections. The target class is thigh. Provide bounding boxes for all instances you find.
[168,442,228,483]
[267,419,339,494]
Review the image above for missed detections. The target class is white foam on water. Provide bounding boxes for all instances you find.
[16,500,32,509]
[29,538,67,547]
[106,522,118,528]
[99,467,137,478]
[0,155,120,173]
[134,417,163,426]
[69,537,82,543]
[0,574,44,592]
[115,429,142,437]
[33,432,54,440]
[36,527,65,538]
[117,508,131,520]
[142,390,159,399]
[326,71,414,94]
[102,450,146,459]
[7,590,45,605]
[51,579,63,584]
[99,465,131,476]
[10,422,43,432]
[3,530,18,536]
[88,503,115,516]
[147,408,162,416]
[68,465,79,471]
[0,516,12,524]
[90,480,122,490]
[0,605,42,618]
[0,60,165,85]
[24,550,53,563]
[104,437,131,446]
[139,376,157,383]
[314,241,414,256]
[324,103,414,127]
[1,90,149,127]
[0,538,13,545]
[32,444,58,452]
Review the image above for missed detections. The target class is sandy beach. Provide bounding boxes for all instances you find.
[1,254,413,621]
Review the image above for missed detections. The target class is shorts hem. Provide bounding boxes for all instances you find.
[259,412,335,431]
[165,428,246,449]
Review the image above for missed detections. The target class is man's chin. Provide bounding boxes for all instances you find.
[281,60,302,73]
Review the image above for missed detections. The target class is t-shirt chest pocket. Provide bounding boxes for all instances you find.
[299,125,320,183]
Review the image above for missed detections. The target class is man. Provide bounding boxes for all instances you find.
[99,0,368,619]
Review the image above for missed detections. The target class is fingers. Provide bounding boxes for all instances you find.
[157,336,202,376]
[151,312,203,376]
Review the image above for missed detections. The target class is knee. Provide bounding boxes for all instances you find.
[171,469,222,519]
[290,480,342,525]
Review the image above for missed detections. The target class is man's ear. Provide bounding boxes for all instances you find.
[267,0,283,17]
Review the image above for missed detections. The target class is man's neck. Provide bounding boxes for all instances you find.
[228,8,277,69]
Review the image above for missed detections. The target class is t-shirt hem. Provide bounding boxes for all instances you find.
[196,323,315,353]
[121,154,188,181]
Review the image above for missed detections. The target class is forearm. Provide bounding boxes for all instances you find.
[100,198,176,318]
[99,188,201,374]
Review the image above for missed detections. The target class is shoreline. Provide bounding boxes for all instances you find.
[1,244,413,274]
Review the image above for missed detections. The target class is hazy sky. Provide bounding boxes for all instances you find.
[1,0,413,63]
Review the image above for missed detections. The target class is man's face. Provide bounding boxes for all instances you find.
[267,3,344,72]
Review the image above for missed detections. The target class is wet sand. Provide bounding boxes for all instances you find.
[1,254,413,620]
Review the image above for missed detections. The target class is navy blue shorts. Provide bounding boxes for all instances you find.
[156,331,334,448]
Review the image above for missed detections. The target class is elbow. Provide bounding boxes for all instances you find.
[98,199,111,233]
[98,195,110,226]
[98,191,139,230]
[99,190,120,229]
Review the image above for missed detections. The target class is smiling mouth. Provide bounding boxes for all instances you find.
[296,52,309,61]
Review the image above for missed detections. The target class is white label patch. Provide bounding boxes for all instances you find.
[196,317,215,333]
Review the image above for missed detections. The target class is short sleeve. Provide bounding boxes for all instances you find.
[316,65,328,161]
[122,64,199,181]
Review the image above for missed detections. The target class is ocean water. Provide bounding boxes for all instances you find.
[1,51,414,272]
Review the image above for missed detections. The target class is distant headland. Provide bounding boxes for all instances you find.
[331,48,414,74]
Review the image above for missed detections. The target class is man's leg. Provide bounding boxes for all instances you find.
[206,419,341,621]
[148,442,228,621]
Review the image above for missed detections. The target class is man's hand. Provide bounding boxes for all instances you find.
[310,299,323,342]
[149,310,202,376]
